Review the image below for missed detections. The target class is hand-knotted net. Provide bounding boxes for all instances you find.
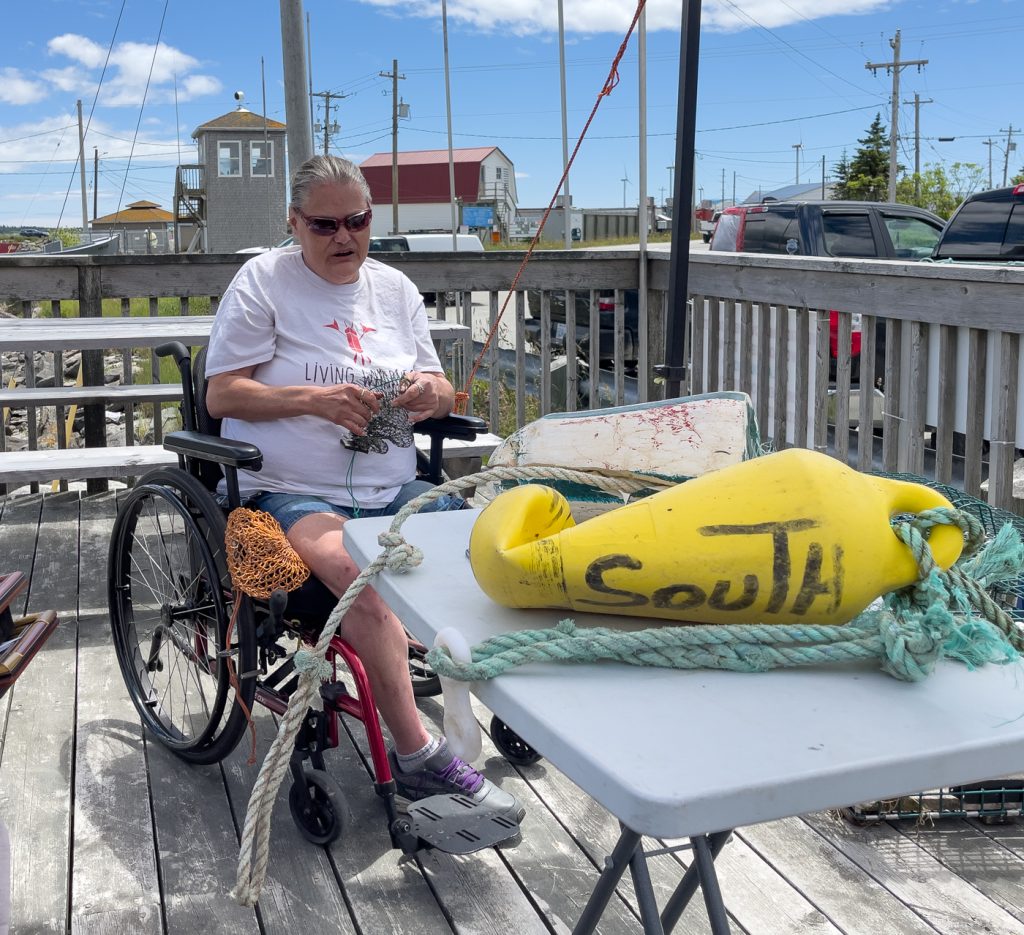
[225,508,310,598]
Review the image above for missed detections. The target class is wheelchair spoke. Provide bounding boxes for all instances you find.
[110,470,257,764]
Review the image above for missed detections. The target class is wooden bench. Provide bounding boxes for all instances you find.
[0,315,495,489]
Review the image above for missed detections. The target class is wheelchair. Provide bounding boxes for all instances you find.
[107,341,490,849]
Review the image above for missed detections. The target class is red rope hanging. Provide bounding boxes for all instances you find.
[454,0,649,414]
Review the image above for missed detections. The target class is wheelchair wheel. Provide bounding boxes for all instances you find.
[490,715,543,766]
[407,635,442,697]
[108,468,256,764]
[289,769,347,845]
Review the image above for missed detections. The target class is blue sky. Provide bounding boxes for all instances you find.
[2,0,1022,229]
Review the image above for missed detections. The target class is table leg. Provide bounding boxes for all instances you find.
[572,827,642,935]
[629,839,667,935]
[660,829,733,934]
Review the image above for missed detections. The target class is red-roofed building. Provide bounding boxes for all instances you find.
[359,147,516,239]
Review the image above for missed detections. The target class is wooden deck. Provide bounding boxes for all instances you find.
[4,489,1024,935]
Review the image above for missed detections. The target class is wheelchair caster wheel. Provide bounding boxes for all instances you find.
[289,769,347,845]
[490,715,542,766]
[408,638,442,697]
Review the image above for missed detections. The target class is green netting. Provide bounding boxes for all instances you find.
[853,472,1024,824]
[869,472,1024,623]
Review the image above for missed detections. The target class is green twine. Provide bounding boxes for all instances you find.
[426,508,1024,685]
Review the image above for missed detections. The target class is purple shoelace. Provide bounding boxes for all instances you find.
[435,756,484,794]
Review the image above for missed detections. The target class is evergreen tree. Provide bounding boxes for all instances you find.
[832,150,851,200]
[842,114,890,201]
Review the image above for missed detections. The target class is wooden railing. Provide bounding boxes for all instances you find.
[1,250,1022,509]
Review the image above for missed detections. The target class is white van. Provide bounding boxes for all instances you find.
[369,233,484,253]
[370,233,484,304]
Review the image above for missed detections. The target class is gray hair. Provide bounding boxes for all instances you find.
[290,155,371,208]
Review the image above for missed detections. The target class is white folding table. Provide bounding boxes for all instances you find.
[344,508,1024,934]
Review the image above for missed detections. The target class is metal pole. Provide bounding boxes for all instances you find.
[93,147,99,220]
[655,0,703,398]
[262,57,273,242]
[887,30,901,202]
[77,100,89,236]
[322,91,331,155]
[442,0,458,247]
[984,139,994,189]
[1002,125,1015,187]
[558,0,571,248]
[637,8,649,402]
[913,92,920,202]
[792,142,801,185]
[306,11,315,153]
[392,59,399,235]
[280,0,313,179]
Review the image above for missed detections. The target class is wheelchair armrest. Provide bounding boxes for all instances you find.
[163,430,264,471]
[413,413,488,442]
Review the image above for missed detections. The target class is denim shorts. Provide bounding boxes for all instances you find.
[247,479,464,534]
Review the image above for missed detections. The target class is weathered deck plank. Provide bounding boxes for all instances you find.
[72,492,162,935]
[2,493,76,934]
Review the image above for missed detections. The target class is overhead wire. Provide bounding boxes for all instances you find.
[54,0,128,230]
[113,0,171,221]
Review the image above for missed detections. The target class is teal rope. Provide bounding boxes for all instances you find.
[426,508,1024,684]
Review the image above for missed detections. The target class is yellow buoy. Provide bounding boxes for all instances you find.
[468,449,964,626]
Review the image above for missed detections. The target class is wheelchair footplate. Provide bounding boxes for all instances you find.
[397,794,522,854]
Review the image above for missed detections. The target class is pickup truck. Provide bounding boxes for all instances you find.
[930,184,1024,263]
[710,200,946,384]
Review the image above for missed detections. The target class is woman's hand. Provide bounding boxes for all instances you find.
[394,372,451,423]
[315,383,381,435]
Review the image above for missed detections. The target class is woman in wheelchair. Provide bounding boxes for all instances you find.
[203,155,523,824]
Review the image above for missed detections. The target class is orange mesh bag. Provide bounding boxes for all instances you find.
[225,508,310,598]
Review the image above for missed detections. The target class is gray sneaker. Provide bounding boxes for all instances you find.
[390,737,525,823]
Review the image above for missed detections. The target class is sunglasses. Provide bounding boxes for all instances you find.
[294,206,373,236]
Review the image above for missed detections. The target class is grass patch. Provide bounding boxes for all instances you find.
[470,377,539,437]
[48,296,213,319]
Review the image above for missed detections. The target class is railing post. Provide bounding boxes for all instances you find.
[78,263,108,494]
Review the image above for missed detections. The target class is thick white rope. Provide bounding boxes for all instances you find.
[232,463,670,905]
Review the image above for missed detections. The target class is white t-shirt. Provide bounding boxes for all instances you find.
[205,247,443,507]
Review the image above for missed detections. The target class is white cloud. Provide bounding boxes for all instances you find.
[47,34,108,68]
[0,69,48,105]
[40,67,86,93]
[41,34,221,108]
[180,74,223,100]
[356,0,889,35]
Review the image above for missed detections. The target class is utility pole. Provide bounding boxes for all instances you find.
[1001,125,1016,187]
[93,147,99,220]
[983,139,995,189]
[865,29,927,202]
[901,93,932,203]
[792,143,802,185]
[76,99,89,236]
[279,0,313,178]
[821,155,826,197]
[379,59,406,234]
[311,90,345,155]
[720,167,725,207]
